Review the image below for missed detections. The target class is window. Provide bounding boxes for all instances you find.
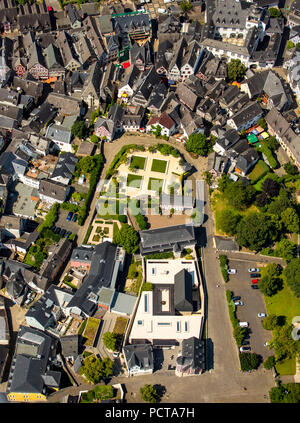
[137,320,143,326]
[176,321,181,332]
[144,294,148,313]
[151,267,156,275]
[157,322,171,326]
[184,321,189,332]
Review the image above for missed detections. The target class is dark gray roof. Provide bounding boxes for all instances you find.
[139,224,195,255]
[51,152,78,182]
[68,242,118,316]
[176,336,205,372]
[6,325,59,396]
[174,269,193,312]
[39,179,69,202]
[123,343,153,372]
[214,236,239,251]
[230,102,262,128]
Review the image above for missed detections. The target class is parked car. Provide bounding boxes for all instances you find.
[60,229,66,237]
[242,340,250,346]
[66,212,73,221]
[250,273,260,278]
[248,268,260,273]
[264,342,270,346]
[113,352,119,358]
[239,322,249,328]
[232,296,241,302]
[234,301,244,306]
[258,313,267,318]
[251,279,259,284]
[72,214,78,222]
[65,231,72,238]
[54,227,60,234]
[227,269,237,274]
[251,284,259,289]
[240,346,251,352]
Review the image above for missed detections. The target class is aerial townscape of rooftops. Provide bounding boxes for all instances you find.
[0,0,299,407]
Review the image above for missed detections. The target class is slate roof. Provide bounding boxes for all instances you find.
[139,224,196,255]
[123,343,154,373]
[174,269,193,312]
[176,336,205,373]
[39,178,69,202]
[6,325,60,396]
[67,242,119,317]
[230,102,262,128]
[50,152,78,183]
[46,124,72,145]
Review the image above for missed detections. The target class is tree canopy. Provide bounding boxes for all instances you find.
[259,263,283,297]
[185,133,209,156]
[281,208,299,233]
[227,59,247,82]
[217,208,241,236]
[262,314,281,331]
[103,332,119,351]
[71,120,88,139]
[235,212,276,251]
[79,355,113,384]
[113,223,139,254]
[283,258,300,297]
[140,384,159,403]
[239,352,259,371]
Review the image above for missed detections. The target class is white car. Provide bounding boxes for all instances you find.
[258,313,267,318]
[227,269,237,274]
[239,346,251,352]
[248,268,260,273]
[264,342,270,347]
[234,301,244,306]
[112,352,119,358]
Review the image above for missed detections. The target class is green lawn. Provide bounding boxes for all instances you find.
[151,158,167,173]
[264,280,300,325]
[127,174,142,188]
[248,160,270,184]
[254,172,274,191]
[265,280,300,376]
[130,155,146,170]
[275,358,296,376]
[148,177,163,193]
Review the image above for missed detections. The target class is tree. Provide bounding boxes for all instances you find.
[283,258,300,297]
[227,59,246,82]
[71,120,88,139]
[275,238,297,260]
[264,136,279,151]
[113,223,139,254]
[217,208,241,236]
[262,178,280,198]
[258,117,267,130]
[202,171,213,186]
[281,208,299,233]
[79,355,113,384]
[268,7,282,18]
[256,192,269,207]
[185,133,209,156]
[140,384,159,403]
[287,41,295,49]
[153,125,162,138]
[90,134,99,143]
[236,212,275,251]
[224,181,256,210]
[263,355,276,370]
[262,314,281,331]
[259,263,282,297]
[270,383,300,403]
[180,1,193,13]
[239,352,259,371]
[271,324,300,362]
[103,332,119,351]
[217,173,231,193]
[284,162,299,175]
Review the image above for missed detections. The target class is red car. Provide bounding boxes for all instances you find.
[251,279,259,284]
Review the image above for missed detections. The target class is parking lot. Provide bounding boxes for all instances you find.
[225,258,273,360]
[55,209,80,235]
